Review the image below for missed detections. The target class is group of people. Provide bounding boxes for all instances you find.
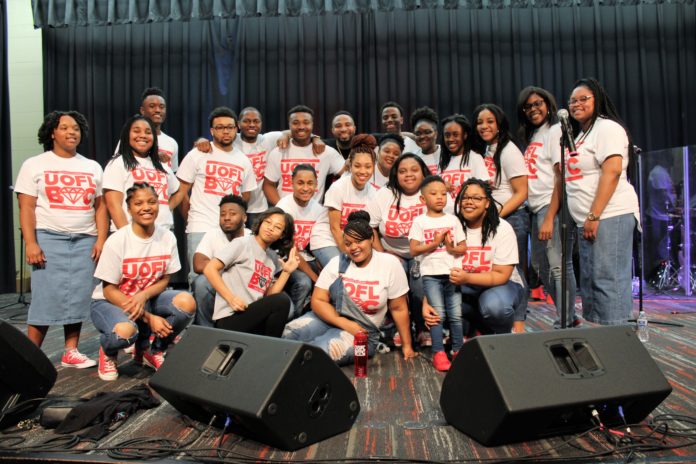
[15,77,639,378]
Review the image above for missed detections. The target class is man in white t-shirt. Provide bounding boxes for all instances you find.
[263,105,345,205]
[176,107,257,285]
[191,194,249,327]
[377,101,419,154]
[139,87,179,171]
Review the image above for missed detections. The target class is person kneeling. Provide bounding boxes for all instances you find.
[283,211,417,364]
[91,183,196,381]
[203,207,299,334]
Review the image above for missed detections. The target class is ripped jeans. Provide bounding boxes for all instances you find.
[282,312,377,365]
[90,290,193,356]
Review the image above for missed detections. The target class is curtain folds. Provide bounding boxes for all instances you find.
[43,3,696,168]
[32,0,695,27]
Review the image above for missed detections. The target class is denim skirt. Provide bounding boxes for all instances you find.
[28,229,97,325]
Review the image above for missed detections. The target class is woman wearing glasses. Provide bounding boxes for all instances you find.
[423,178,526,334]
[560,78,639,325]
[516,87,580,328]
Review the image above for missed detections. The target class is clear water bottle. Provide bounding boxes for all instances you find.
[354,331,368,378]
[637,310,649,343]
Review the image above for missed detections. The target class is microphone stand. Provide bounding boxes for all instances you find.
[558,130,570,329]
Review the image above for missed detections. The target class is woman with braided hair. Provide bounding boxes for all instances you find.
[424,178,526,335]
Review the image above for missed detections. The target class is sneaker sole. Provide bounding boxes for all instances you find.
[61,360,97,369]
[98,371,119,381]
[142,358,161,371]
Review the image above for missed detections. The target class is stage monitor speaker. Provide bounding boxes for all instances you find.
[0,320,57,429]
[440,326,672,446]
[149,326,360,451]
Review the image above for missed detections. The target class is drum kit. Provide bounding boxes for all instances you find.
[650,205,696,293]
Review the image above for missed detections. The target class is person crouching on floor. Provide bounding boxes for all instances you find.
[283,211,418,364]
[91,182,196,381]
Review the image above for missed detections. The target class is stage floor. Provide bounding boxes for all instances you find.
[1,292,695,463]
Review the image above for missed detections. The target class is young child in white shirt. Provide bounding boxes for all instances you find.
[409,176,467,372]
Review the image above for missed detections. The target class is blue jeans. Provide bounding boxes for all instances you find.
[577,213,636,325]
[285,269,314,319]
[423,275,463,353]
[504,208,529,284]
[460,281,526,334]
[283,312,377,365]
[311,246,340,268]
[531,205,578,327]
[90,290,193,356]
[191,273,215,327]
[393,255,425,333]
[186,232,206,288]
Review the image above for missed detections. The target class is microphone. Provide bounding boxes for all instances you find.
[557,109,576,153]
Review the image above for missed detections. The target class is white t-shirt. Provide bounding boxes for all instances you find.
[323,175,376,229]
[371,166,390,190]
[440,151,489,199]
[403,136,419,155]
[315,251,409,327]
[409,213,466,275]
[14,151,103,236]
[484,142,527,209]
[177,145,257,233]
[233,131,283,213]
[413,145,441,175]
[212,235,280,320]
[553,117,639,225]
[277,195,327,261]
[195,227,252,260]
[264,142,345,201]
[103,155,180,230]
[114,132,179,172]
[92,225,181,300]
[457,219,523,286]
[158,132,179,172]
[367,187,426,259]
[525,123,561,213]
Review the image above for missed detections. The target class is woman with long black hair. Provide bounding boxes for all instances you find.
[561,78,639,325]
[516,86,579,328]
[103,115,184,230]
[424,178,526,334]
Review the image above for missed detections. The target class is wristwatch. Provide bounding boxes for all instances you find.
[587,212,600,222]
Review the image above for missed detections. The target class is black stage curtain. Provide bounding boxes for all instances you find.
[43,4,696,161]
[1,0,16,293]
[31,0,696,28]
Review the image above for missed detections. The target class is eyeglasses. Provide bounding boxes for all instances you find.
[568,95,593,107]
[523,100,545,112]
[213,125,237,132]
[460,195,486,203]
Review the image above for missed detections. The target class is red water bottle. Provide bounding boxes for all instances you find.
[354,331,368,378]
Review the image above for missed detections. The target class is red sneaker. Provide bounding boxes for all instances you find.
[546,294,554,305]
[433,352,451,372]
[142,350,166,371]
[530,286,544,300]
[392,333,402,347]
[61,349,97,369]
[98,347,118,381]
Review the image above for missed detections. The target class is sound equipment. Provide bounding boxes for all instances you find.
[150,327,360,450]
[0,320,57,429]
[440,326,672,446]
